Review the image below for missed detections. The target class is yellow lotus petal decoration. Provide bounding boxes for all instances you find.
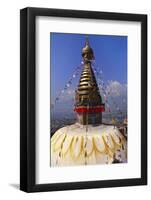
[93,136,105,153]
[51,124,127,166]
[62,135,73,156]
[53,133,66,152]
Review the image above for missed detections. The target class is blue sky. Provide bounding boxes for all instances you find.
[50,33,127,117]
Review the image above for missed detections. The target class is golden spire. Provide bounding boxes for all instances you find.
[82,36,94,61]
[85,35,89,45]
[74,37,105,125]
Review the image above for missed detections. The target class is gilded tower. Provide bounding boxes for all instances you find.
[74,38,105,125]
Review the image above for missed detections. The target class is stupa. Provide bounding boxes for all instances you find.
[51,38,127,166]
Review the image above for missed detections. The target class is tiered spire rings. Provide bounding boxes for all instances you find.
[74,37,105,125]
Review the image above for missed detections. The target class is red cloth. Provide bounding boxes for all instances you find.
[74,106,105,113]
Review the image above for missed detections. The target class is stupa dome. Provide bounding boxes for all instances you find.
[51,123,127,166]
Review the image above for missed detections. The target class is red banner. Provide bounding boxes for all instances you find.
[74,106,105,113]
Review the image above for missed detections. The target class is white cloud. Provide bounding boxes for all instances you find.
[105,80,127,97]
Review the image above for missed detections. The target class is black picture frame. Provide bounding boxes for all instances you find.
[20,7,147,192]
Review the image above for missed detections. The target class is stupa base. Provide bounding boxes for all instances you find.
[51,123,127,167]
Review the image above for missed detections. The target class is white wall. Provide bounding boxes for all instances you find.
[0,0,150,199]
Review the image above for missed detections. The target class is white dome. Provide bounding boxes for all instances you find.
[51,123,127,166]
